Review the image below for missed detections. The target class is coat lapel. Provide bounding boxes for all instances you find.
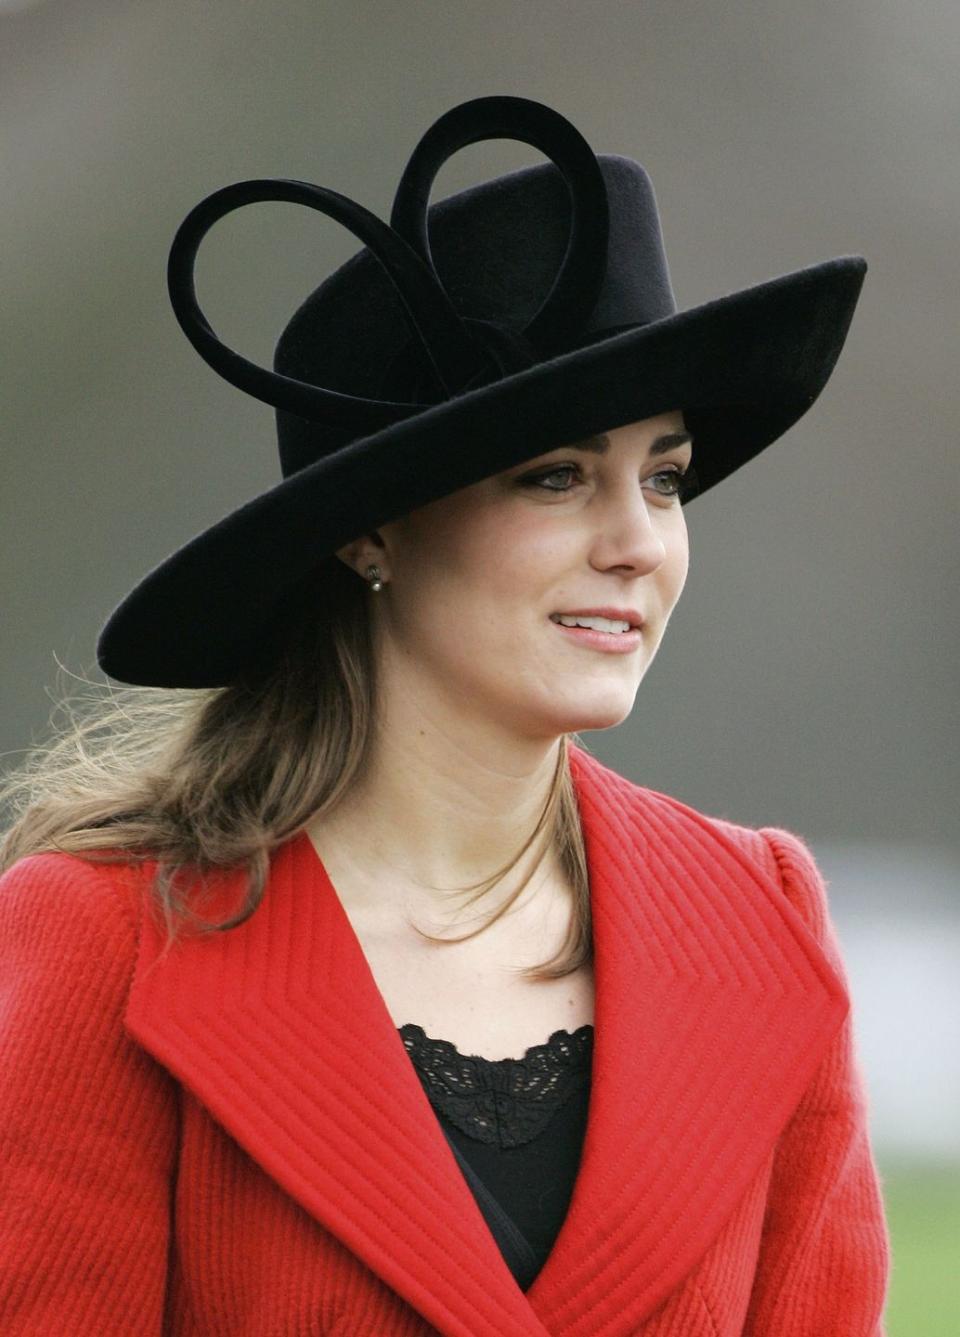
[124,743,849,1337]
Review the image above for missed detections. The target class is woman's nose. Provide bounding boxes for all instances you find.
[590,489,670,575]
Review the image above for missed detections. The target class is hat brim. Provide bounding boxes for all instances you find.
[97,254,866,687]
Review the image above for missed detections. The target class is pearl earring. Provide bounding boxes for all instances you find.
[365,564,383,591]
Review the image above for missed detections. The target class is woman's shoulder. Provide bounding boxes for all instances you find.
[656,789,837,950]
[577,748,835,946]
[0,849,152,974]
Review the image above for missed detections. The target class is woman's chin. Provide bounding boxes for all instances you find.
[539,695,637,737]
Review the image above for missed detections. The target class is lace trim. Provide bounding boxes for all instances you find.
[398,1022,593,1148]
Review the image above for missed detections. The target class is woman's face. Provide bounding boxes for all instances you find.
[343,410,692,742]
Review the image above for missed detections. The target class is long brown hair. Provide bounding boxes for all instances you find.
[0,559,591,981]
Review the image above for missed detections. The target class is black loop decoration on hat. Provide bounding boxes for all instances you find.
[166,177,501,427]
[389,95,611,358]
[374,314,542,403]
[457,317,541,385]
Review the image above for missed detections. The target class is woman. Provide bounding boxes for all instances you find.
[0,96,890,1334]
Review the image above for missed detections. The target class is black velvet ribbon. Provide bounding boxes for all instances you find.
[166,96,611,429]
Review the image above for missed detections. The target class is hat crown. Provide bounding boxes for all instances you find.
[275,154,676,477]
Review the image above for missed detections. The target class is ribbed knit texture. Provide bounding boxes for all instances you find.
[0,743,890,1334]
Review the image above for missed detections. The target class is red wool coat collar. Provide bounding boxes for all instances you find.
[123,743,849,1337]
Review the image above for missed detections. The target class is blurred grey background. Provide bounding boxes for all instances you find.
[2,0,958,1179]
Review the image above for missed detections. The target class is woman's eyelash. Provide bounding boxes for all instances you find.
[520,461,699,499]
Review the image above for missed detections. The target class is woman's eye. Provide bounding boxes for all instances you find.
[648,467,691,498]
[521,463,696,499]
[523,464,581,491]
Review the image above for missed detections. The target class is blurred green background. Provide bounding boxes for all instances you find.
[881,1162,960,1335]
[2,2,958,1330]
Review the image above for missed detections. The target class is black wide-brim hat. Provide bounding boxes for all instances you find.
[97,95,867,688]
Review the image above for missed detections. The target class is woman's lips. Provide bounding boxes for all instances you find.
[549,620,643,654]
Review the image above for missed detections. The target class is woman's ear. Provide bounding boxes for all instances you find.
[332,546,357,573]
[334,534,387,581]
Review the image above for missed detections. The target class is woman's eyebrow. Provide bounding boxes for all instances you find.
[565,430,693,456]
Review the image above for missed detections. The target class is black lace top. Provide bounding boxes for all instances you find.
[399,1022,594,1291]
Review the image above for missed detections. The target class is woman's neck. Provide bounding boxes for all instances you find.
[304,728,564,923]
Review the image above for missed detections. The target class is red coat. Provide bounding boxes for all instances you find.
[0,743,890,1335]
